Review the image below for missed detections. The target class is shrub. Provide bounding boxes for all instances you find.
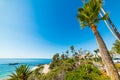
[115,63,120,71]
[65,64,110,80]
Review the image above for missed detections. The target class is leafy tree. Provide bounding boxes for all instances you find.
[77,0,119,79]
[66,50,69,55]
[50,53,61,69]
[65,50,69,59]
[93,49,102,62]
[78,48,83,56]
[61,54,66,60]
[70,45,75,55]
[85,52,92,60]
[94,49,99,54]
[49,62,55,69]
[53,53,60,62]
[111,40,120,54]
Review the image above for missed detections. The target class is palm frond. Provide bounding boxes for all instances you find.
[101,13,109,20]
[8,65,32,80]
[77,0,102,28]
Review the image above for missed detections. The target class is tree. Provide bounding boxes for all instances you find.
[65,50,69,59]
[61,54,66,60]
[98,0,120,41]
[8,65,32,80]
[93,49,102,62]
[70,45,75,54]
[94,49,99,54]
[50,53,60,69]
[83,0,120,41]
[111,40,120,54]
[53,53,60,62]
[77,0,120,80]
[78,48,83,55]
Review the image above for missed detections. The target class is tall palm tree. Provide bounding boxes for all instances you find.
[77,0,120,80]
[99,0,120,41]
[8,65,32,80]
[83,0,120,41]
[100,8,120,41]
[99,12,120,41]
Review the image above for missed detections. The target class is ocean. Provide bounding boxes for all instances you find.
[0,58,52,80]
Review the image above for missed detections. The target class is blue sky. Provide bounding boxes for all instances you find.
[0,0,120,58]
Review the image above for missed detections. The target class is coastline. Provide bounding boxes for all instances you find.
[42,64,50,74]
[4,64,50,79]
[0,73,9,80]
[0,58,52,80]
[31,64,50,74]
[0,77,9,80]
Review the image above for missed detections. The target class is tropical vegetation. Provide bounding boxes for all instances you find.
[31,46,110,80]
[111,40,120,54]
[8,0,120,80]
[77,0,120,79]
[8,65,32,80]
[8,46,111,80]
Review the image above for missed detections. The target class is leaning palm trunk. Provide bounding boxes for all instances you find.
[107,17,120,40]
[91,24,120,80]
[99,12,120,41]
[101,8,120,41]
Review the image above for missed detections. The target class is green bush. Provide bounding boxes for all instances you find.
[115,63,120,72]
[40,67,66,80]
[65,64,110,80]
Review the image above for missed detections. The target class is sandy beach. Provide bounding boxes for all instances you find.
[31,64,50,74]
[42,64,50,74]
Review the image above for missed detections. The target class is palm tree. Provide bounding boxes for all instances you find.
[70,45,75,53]
[99,0,120,41]
[77,0,120,80]
[94,49,99,57]
[8,65,32,80]
[111,40,120,54]
[100,8,120,41]
[70,45,76,56]
[93,49,102,62]
[83,0,120,42]
[94,49,99,54]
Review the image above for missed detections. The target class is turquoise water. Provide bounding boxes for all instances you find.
[0,58,51,80]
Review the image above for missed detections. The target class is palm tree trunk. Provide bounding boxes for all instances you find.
[91,24,120,80]
[107,17,120,39]
[99,12,120,41]
[101,8,120,41]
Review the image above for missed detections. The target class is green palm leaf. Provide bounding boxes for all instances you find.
[8,65,32,80]
[77,0,107,28]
